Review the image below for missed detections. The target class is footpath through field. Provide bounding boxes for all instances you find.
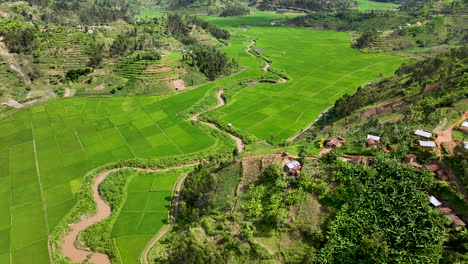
[190,89,245,153]
[61,163,199,264]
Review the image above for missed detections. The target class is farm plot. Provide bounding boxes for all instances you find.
[111,170,183,264]
[207,26,406,144]
[0,85,216,263]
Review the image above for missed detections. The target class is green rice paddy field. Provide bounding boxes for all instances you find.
[206,15,407,144]
[111,169,186,264]
[0,12,408,263]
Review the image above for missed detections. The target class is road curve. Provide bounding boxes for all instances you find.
[61,164,198,264]
[190,89,245,153]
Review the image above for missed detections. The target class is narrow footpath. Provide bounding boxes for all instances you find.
[61,88,247,263]
[190,89,245,153]
[61,163,199,264]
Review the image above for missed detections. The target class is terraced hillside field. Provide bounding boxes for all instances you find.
[205,15,407,144]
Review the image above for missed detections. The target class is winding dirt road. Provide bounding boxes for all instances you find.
[435,111,468,154]
[61,164,198,264]
[190,89,245,153]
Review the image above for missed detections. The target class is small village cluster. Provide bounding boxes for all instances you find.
[284,120,468,230]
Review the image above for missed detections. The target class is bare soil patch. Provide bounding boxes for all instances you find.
[172,79,185,90]
[2,99,24,109]
[146,66,171,73]
[435,111,468,154]
[93,83,106,91]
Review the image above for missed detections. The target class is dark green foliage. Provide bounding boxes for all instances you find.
[161,231,224,264]
[109,33,133,57]
[316,157,447,263]
[65,67,91,81]
[355,30,377,49]
[166,13,197,45]
[24,0,137,24]
[179,164,218,222]
[258,0,353,12]
[187,44,231,80]
[441,229,468,263]
[187,16,230,40]
[220,5,250,17]
[87,42,105,68]
[0,19,36,54]
[242,164,302,230]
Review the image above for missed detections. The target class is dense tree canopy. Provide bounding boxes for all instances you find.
[0,18,36,54]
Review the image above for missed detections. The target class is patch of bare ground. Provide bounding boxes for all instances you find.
[93,83,105,90]
[435,111,468,155]
[247,81,259,87]
[146,66,171,73]
[172,79,185,90]
[0,10,10,18]
[2,99,24,108]
[236,154,284,194]
[0,37,31,84]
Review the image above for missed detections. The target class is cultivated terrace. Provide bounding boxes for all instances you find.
[0,0,466,264]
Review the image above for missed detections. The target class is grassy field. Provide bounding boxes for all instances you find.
[205,16,406,144]
[355,0,400,11]
[0,86,217,264]
[111,169,185,264]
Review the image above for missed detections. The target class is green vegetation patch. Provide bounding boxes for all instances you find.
[202,22,405,144]
[0,84,222,262]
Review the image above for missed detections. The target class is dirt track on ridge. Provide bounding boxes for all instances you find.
[61,164,198,264]
[435,111,468,154]
[190,89,245,153]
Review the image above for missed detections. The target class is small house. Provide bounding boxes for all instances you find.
[429,195,442,207]
[464,142,468,150]
[404,154,417,164]
[324,136,346,149]
[87,29,94,34]
[438,207,467,229]
[438,207,454,215]
[451,215,466,229]
[459,121,468,132]
[413,129,433,139]
[283,160,301,175]
[349,156,372,165]
[424,164,441,172]
[367,134,381,147]
[419,141,436,150]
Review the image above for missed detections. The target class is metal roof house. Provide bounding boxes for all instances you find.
[367,134,381,147]
[460,121,468,132]
[413,129,433,139]
[419,141,436,149]
[429,195,442,207]
[283,160,301,175]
